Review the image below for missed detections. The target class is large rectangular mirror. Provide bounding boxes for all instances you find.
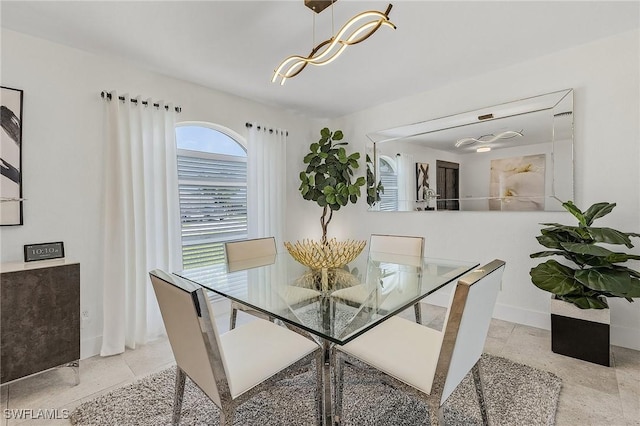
[366,89,573,212]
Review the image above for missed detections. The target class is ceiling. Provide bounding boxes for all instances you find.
[2,1,639,119]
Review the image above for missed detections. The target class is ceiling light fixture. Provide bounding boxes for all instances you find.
[455,130,523,148]
[476,147,491,153]
[272,2,396,85]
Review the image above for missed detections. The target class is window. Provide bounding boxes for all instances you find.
[176,124,247,269]
[378,156,398,211]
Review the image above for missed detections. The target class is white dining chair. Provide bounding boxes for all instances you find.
[225,237,320,329]
[149,270,323,426]
[333,259,505,426]
[332,234,425,323]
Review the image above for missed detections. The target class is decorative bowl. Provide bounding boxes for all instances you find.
[284,238,366,270]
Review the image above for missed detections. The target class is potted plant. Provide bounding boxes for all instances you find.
[285,128,366,279]
[530,201,640,365]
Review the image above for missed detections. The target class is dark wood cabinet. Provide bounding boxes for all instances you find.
[0,260,80,384]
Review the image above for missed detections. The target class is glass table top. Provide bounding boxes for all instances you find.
[175,252,478,345]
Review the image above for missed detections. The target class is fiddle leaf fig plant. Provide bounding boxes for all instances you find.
[299,128,365,245]
[530,201,640,309]
[366,154,384,207]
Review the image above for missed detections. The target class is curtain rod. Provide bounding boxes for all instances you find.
[245,122,288,137]
[100,91,182,113]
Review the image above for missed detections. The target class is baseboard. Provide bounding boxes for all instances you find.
[610,325,640,351]
[419,298,639,351]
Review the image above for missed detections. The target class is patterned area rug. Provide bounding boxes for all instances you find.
[71,354,561,425]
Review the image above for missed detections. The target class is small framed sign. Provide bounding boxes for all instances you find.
[24,241,65,262]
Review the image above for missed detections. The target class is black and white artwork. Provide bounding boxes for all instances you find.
[416,162,429,201]
[1,86,23,225]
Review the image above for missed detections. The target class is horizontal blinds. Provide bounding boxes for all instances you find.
[178,152,247,275]
[379,171,398,212]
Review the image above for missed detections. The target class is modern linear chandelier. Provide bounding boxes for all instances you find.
[272,1,396,85]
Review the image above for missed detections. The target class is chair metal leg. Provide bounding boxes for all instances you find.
[472,362,489,426]
[315,352,324,426]
[219,407,235,426]
[172,367,187,426]
[426,397,441,426]
[229,308,238,330]
[333,355,345,425]
[414,302,422,324]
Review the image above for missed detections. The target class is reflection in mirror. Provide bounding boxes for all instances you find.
[366,89,574,212]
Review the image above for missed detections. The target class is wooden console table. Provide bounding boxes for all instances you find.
[0,259,80,385]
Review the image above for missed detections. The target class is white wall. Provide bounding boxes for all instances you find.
[0,29,317,358]
[310,30,640,349]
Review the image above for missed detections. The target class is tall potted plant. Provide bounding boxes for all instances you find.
[285,128,366,273]
[530,201,640,365]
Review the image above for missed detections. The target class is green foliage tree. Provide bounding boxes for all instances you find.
[366,154,384,207]
[530,201,640,309]
[298,128,365,245]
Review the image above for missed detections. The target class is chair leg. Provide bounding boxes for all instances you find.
[172,367,187,426]
[414,302,422,324]
[229,308,238,330]
[333,355,345,425]
[472,362,489,425]
[315,352,324,426]
[219,407,235,426]
[426,397,441,426]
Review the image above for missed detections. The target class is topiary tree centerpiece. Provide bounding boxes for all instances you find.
[285,128,366,272]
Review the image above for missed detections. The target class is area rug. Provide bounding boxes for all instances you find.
[71,354,561,425]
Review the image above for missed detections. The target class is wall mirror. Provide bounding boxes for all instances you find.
[366,89,573,212]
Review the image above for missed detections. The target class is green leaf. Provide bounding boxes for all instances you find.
[326,193,336,204]
[300,184,309,195]
[348,152,360,160]
[350,194,357,203]
[560,242,614,257]
[303,153,315,164]
[330,203,341,211]
[320,127,331,138]
[348,185,358,195]
[559,295,609,309]
[299,172,308,183]
[355,176,366,186]
[529,260,581,295]
[530,251,564,258]
[536,234,564,250]
[575,268,631,295]
[333,130,344,140]
[623,278,640,298]
[308,174,315,186]
[588,227,634,248]
[323,185,335,196]
[562,201,586,226]
[317,195,327,207]
[583,202,616,226]
[310,142,319,153]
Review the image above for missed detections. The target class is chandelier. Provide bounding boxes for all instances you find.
[272,1,396,85]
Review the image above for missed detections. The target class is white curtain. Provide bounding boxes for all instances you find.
[101,92,182,356]
[246,123,286,245]
[396,153,416,211]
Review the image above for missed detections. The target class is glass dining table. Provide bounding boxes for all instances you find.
[174,251,478,425]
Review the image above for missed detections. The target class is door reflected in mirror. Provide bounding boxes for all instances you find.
[366,89,573,212]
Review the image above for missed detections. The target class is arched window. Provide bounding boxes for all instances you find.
[176,123,247,269]
[378,156,398,211]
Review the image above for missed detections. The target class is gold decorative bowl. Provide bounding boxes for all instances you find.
[284,238,366,270]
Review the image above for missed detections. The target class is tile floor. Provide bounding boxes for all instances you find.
[1,304,638,426]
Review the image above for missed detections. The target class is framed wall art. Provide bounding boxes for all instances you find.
[416,162,430,201]
[1,86,24,225]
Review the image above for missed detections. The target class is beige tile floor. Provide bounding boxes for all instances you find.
[1,304,638,426]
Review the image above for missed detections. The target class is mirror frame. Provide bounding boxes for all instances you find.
[366,88,574,212]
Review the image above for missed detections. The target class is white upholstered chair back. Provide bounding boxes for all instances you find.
[438,260,505,404]
[369,234,424,257]
[150,270,228,407]
[225,237,276,262]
